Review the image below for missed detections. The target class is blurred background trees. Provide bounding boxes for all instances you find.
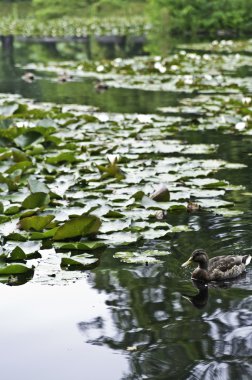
[0,0,251,37]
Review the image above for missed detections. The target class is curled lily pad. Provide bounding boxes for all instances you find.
[151,184,170,202]
[97,156,125,181]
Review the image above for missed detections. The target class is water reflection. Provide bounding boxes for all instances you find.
[0,36,252,379]
[0,39,183,113]
[188,295,252,379]
[183,280,209,309]
[75,255,252,379]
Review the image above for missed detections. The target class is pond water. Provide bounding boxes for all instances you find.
[0,39,252,380]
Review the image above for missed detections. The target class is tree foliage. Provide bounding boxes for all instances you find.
[32,0,87,18]
[147,0,252,37]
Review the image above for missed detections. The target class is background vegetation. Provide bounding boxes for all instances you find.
[0,0,252,38]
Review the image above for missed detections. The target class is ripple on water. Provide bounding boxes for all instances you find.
[187,296,252,379]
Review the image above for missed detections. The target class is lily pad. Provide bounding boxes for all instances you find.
[22,193,50,209]
[61,253,99,269]
[54,214,101,240]
[54,241,106,250]
[8,246,26,261]
[19,215,55,231]
[113,249,169,264]
[0,263,33,275]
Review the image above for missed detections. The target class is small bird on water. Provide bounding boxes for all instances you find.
[182,249,251,282]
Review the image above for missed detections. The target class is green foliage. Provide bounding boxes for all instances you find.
[147,0,252,38]
[33,0,86,19]
[0,0,251,40]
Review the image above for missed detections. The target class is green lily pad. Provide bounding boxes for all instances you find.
[61,253,99,268]
[22,193,50,209]
[54,214,101,241]
[8,246,26,261]
[19,215,55,231]
[30,227,59,240]
[14,131,43,148]
[0,263,33,275]
[6,161,32,174]
[54,241,106,250]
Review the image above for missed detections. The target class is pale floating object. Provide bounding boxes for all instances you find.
[151,184,170,202]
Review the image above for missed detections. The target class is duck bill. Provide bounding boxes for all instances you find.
[181,258,193,268]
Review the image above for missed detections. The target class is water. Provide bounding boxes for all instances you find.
[0,39,252,380]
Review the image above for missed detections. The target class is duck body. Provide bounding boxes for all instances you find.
[21,72,35,83]
[182,249,251,282]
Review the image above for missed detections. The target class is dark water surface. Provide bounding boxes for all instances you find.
[0,40,252,380]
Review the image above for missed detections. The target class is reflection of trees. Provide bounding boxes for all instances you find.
[76,248,252,379]
[77,260,207,379]
[188,295,252,379]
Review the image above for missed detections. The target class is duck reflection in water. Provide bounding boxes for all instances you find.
[183,271,248,309]
[183,280,209,309]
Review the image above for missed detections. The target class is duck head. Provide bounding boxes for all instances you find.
[182,249,209,270]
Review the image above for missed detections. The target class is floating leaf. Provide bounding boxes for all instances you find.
[0,263,33,275]
[114,250,169,264]
[8,246,26,261]
[0,103,19,117]
[6,232,27,241]
[22,193,50,209]
[19,215,55,231]
[97,156,125,181]
[151,184,170,202]
[6,161,32,174]
[61,253,98,268]
[14,131,43,148]
[104,210,124,218]
[46,151,77,164]
[5,205,20,215]
[30,227,59,240]
[54,214,101,240]
[54,241,106,250]
[28,178,49,194]
[12,148,30,162]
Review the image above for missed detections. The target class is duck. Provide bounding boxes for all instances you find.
[95,81,109,92]
[21,72,35,83]
[182,249,251,282]
[57,73,73,82]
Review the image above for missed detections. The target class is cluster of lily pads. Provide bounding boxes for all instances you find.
[0,39,251,284]
[23,39,252,97]
[179,39,252,54]
[0,79,247,284]
[0,16,149,38]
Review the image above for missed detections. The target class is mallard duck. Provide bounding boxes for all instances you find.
[182,249,251,282]
[21,72,35,83]
[95,81,109,92]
